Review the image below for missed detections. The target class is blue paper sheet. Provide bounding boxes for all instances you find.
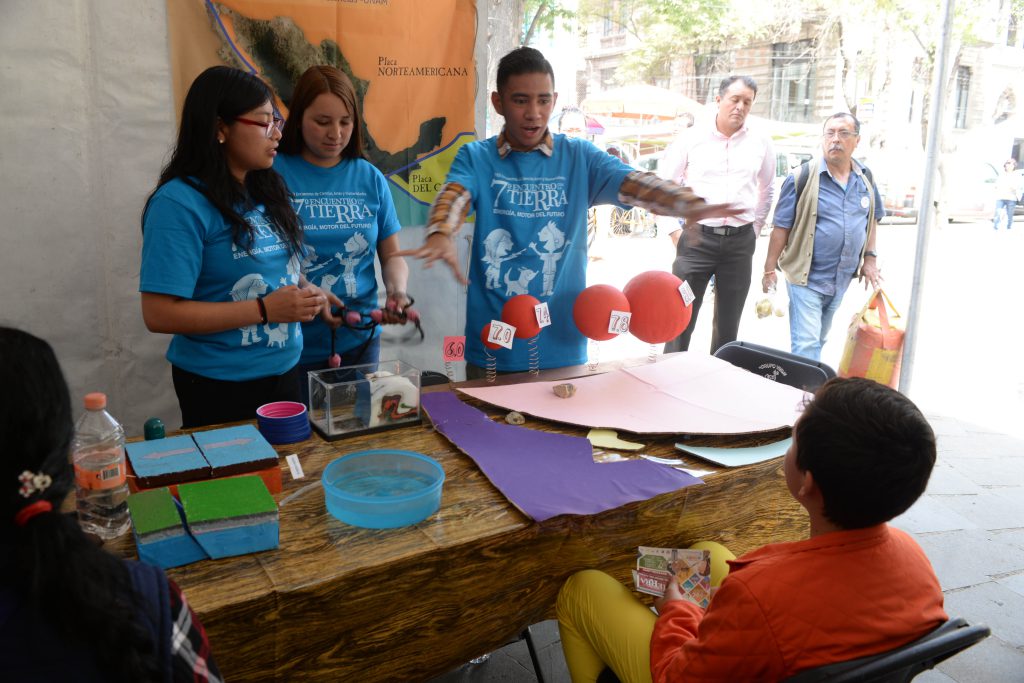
[674,437,792,468]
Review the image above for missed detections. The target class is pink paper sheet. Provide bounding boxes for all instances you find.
[458,354,807,435]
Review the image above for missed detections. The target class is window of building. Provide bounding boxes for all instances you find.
[600,68,617,90]
[771,41,816,123]
[954,66,970,129]
[601,2,626,37]
[1008,14,1019,47]
[693,52,725,104]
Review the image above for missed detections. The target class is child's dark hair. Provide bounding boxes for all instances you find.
[795,377,936,529]
[496,46,555,92]
[0,327,158,680]
[142,66,302,255]
[279,65,364,160]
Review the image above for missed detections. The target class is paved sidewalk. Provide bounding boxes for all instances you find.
[900,414,1024,683]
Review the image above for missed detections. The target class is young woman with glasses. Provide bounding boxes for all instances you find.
[140,66,339,428]
[275,65,409,390]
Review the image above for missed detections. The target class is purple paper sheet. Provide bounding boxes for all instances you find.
[422,392,702,522]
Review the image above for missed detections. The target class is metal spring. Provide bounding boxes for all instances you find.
[648,343,658,363]
[485,350,497,383]
[587,339,599,372]
[444,360,455,385]
[527,335,540,376]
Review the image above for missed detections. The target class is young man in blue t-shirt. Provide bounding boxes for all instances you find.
[400,47,738,375]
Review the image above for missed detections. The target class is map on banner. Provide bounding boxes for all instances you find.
[166,0,477,225]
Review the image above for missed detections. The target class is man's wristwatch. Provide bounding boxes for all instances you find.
[864,250,878,258]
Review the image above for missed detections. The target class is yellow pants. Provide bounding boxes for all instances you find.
[555,541,735,683]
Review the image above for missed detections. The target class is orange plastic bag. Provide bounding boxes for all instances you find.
[838,289,904,388]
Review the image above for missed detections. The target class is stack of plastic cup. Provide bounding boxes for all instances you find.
[256,401,311,444]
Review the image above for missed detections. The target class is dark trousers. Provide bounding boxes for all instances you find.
[665,225,756,354]
[172,364,303,429]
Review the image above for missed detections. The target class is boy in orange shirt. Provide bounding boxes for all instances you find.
[557,377,946,682]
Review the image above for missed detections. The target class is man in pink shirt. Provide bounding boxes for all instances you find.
[657,76,775,353]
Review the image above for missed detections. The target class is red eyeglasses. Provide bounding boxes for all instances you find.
[234,116,285,138]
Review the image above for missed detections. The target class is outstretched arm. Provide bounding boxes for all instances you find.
[618,171,743,224]
[394,181,471,284]
[655,137,689,242]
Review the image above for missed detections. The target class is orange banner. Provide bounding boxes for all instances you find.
[166,0,477,224]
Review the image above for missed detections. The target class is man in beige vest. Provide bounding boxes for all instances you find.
[762,113,883,361]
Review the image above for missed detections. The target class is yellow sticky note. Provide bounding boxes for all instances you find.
[587,429,644,451]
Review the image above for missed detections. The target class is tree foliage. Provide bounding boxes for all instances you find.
[576,0,802,85]
[570,0,1014,151]
[521,1,576,45]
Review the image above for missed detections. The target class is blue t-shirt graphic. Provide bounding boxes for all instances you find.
[140,178,303,381]
[275,155,402,363]
[447,134,631,370]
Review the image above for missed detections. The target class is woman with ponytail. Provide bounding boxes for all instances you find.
[0,327,221,682]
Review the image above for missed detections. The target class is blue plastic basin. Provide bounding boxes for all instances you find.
[322,450,444,529]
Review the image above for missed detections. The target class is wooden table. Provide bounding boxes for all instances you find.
[113,362,809,681]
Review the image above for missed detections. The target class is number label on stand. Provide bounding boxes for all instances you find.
[442,336,466,361]
[608,310,631,335]
[487,320,516,349]
[534,302,552,328]
[678,281,695,306]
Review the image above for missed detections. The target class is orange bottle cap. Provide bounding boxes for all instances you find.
[84,392,107,410]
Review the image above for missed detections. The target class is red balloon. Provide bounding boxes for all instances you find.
[623,271,692,344]
[573,284,630,341]
[480,324,502,350]
[501,294,542,338]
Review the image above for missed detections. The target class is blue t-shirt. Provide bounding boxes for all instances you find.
[275,155,402,363]
[140,178,303,381]
[774,159,885,296]
[448,134,631,371]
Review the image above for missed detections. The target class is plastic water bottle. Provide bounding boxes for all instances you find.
[72,392,131,539]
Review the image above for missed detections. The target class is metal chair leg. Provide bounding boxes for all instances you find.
[521,625,546,683]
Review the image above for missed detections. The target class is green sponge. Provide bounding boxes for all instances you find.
[126,487,181,537]
[178,475,277,524]
[177,475,279,560]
